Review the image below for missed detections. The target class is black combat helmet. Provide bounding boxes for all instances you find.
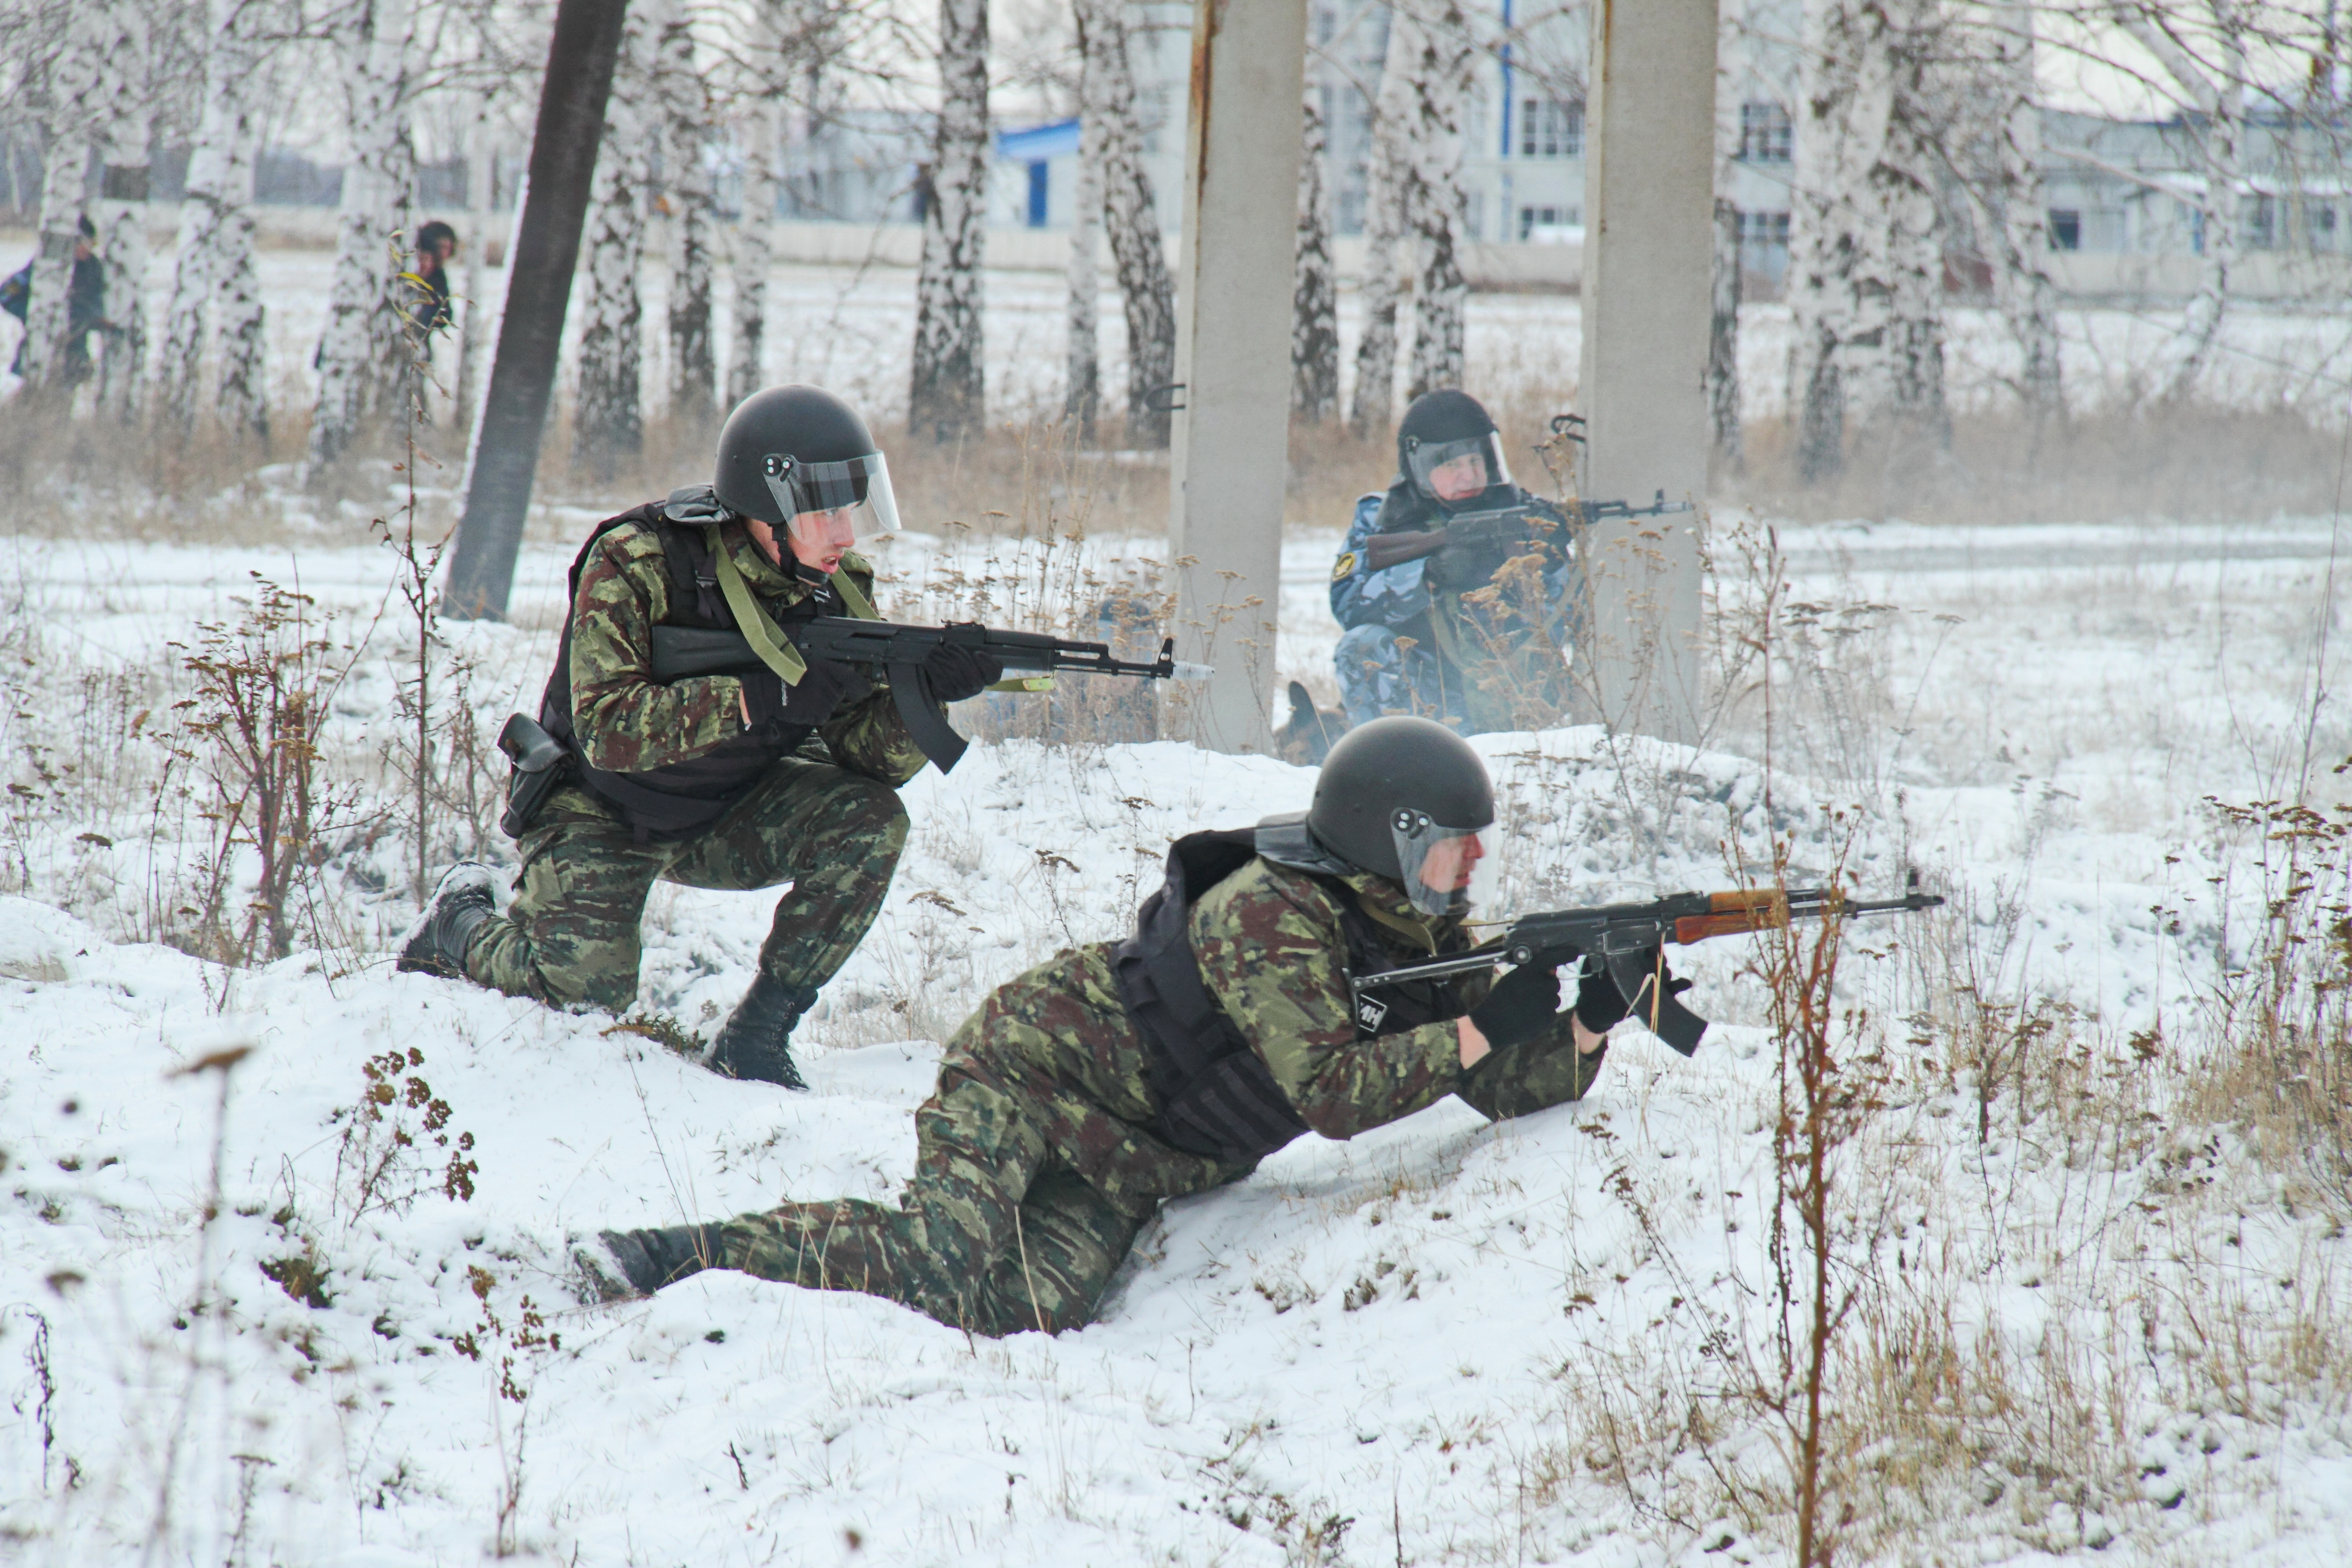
[1307,716,1497,916]
[1396,388,1511,505]
[713,385,900,536]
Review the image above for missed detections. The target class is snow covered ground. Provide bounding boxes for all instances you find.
[0,511,2347,1564]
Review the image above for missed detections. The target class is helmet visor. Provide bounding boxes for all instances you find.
[1404,432,1510,505]
[761,450,901,553]
[1390,808,1500,918]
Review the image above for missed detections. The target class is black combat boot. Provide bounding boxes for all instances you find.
[395,864,498,979]
[575,1224,726,1302]
[706,975,818,1090]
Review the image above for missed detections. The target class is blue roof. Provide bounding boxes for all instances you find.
[995,118,1081,161]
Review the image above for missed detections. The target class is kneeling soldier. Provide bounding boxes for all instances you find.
[399,386,1001,1089]
[576,717,1641,1333]
[1329,389,1587,735]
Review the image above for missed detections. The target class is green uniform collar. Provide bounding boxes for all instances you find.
[703,524,879,687]
[1338,868,1460,956]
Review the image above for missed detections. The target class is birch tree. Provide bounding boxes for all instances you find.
[1292,75,1339,421]
[575,0,660,479]
[94,0,153,418]
[1980,0,2061,431]
[1710,9,1749,467]
[909,0,988,442]
[1400,1,1475,401]
[1709,198,1744,466]
[19,7,104,393]
[1882,12,1950,442]
[2114,0,2245,401]
[1065,83,1103,444]
[160,0,270,437]
[452,108,495,430]
[1349,6,1414,436]
[1076,0,1175,447]
[1786,0,1947,481]
[730,96,778,410]
[660,2,718,427]
[310,0,420,467]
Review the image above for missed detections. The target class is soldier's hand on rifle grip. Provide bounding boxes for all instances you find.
[1575,950,1691,1034]
[1422,543,1487,591]
[1469,962,1564,1052]
[921,642,1004,705]
[742,657,855,732]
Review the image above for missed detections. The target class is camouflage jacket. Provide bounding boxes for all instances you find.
[949,855,1605,1219]
[1328,482,1588,642]
[566,519,928,787]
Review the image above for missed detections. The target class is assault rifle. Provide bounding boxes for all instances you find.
[1348,881,1944,1055]
[649,618,1210,773]
[1359,491,1699,575]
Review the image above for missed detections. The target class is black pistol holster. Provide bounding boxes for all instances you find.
[497,713,573,839]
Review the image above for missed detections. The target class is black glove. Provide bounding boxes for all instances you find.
[744,657,855,733]
[1422,542,1493,591]
[921,642,1004,705]
[1469,962,1563,1052]
[1575,950,1693,1034]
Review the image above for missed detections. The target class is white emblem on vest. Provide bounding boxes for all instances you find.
[1354,994,1390,1032]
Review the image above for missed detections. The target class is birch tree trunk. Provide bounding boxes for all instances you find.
[1788,0,1899,483]
[909,0,989,443]
[1709,199,1744,467]
[1401,1,1474,402]
[660,3,717,427]
[1709,12,1745,468]
[1292,78,1339,422]
[729,100,777,411]
[1065,85,1103,444]
[309,0,419,467]
[453,110,495,431]
[1078,0,1174,448]
[1880,4,1947,444]
[159,0,265,435]
[574,3,658,480]
[95,0,152,420]
[1985,0,2060,433]
[20,10,103,393]
[1349,7,1415,437]
[2119,1,2241,401]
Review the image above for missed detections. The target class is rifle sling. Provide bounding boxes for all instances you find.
[701,527,882,687]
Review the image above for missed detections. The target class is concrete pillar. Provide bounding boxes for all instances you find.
[1167,0,1308,754]
[1578,0,1718,744]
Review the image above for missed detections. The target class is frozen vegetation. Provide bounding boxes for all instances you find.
[0,507,2346,1564]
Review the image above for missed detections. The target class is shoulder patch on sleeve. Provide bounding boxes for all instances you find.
[1332,549,1359,583]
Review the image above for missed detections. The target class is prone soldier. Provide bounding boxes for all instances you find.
[574,717,1649,1333]
[1329,389,1586,735]
[397,386,1003,1089]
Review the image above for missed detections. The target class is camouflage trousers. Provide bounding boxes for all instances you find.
[1334,622,1465,730]
[713,1050,1146,1336]
[1336,594,1575,736]
[710,950,1218,1336]
[466,757,908,1013]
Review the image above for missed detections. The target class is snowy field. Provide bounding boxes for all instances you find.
[1,505,2347,1564]
[5,238,2352,425]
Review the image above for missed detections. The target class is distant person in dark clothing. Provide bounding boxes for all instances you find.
[3,214,108,382]
[407,220,458,353]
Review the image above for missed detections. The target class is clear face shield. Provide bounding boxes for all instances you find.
[759,451,902,560]
[1390,807,1500,919]
[1403,431,1511,506]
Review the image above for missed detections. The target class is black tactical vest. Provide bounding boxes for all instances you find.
[539,502,848,839]
[1112,818,1471,1165]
